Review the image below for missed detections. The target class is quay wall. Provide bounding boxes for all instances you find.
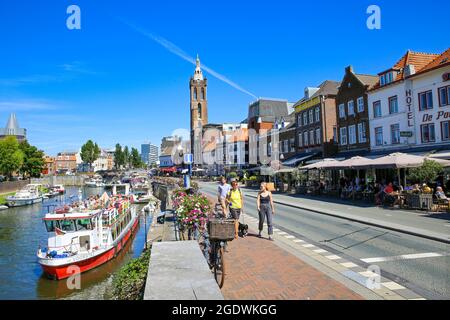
[31,175,86,187]
[151,182,173,212]
[0,180,30,194]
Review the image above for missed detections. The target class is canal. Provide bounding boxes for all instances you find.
[0,186,150,300]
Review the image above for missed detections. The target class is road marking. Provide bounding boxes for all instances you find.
[325,255,341,260]
[340,262,358,268]
[277,231,288,235]
[293,239,304,243]
[409,298,427,300]
[382,282,406,290]
[273,228,281,232]
[285,235,295,239]
[361,252,445,263]
[302,244,315,248]
[313,249,327,254]
[359,270,378,278]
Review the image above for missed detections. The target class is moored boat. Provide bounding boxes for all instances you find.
[7,184,44,207]
[37,194,139,280]
[85,175,105,188]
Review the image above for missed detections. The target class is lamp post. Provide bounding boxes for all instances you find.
[177,144,192,189]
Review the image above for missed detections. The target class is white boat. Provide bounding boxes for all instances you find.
[37,195,138,280]
[7,184,44,207]
[85,176,105,188]
[132,191,154,204]
[52,184,65,194]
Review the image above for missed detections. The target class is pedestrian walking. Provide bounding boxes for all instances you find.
[217,176,231,217]
[226,181,244,239]
[257,182,275,241]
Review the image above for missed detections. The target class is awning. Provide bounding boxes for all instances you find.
[160,167,177,173]
[282,152,319,167]
[429,150,450,160]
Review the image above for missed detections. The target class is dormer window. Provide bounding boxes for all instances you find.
[380,72,395,86]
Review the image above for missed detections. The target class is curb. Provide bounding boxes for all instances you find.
[245,194,450,244]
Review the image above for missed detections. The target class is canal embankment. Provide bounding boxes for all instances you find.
[31,175,86,186]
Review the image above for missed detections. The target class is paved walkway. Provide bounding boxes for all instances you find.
[221,234,363,300]
[241,187,450,243]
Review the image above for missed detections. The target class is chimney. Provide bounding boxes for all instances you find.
[404,64,416,77]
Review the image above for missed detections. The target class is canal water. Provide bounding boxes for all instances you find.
[0,186,150,300]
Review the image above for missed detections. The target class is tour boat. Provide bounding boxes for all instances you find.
[7,184,44,207]
[37,195,139,280]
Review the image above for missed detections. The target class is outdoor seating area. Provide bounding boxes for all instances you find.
[283,153,450,213]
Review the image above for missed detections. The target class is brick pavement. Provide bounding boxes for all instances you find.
[220,232,363,300]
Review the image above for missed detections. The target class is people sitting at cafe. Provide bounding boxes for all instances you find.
[435,187,449,204]
[421,183,432,194]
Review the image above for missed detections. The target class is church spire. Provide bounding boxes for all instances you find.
[193,54,204,81]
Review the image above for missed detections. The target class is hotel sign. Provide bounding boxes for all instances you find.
[295,96,321,112]
[405,89,414,127]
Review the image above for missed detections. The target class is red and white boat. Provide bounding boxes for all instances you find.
[37,195,139,280]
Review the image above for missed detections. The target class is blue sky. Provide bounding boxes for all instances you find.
[0,0,449,155]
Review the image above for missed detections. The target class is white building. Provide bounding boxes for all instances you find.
[368,49,450,156]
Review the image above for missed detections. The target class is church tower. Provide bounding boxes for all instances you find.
[190,55,208,157]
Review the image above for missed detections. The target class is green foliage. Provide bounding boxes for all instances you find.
[228,172,238,178]
[130,147,143,169]
[0,136,24,179]
[123,146,130,168]
[112,248,151,300]
[292,168,307,183]
[114,144,125,170]
[19,140,45,178]
[408,160,443,184]
[80,140,100,170]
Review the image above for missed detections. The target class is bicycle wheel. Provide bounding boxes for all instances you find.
[213,245,225,288]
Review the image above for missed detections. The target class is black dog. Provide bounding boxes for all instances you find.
[239,222,249,237]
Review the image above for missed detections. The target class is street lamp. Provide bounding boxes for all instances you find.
[177,144,191,189]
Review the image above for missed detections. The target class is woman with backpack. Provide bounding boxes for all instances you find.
[226,180,244,239]
[257,182,275,241]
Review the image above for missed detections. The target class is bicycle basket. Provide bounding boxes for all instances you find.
[208,219,235,241]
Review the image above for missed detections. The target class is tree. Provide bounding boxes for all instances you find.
[19,140,45,178]
[130,148,143,168]
[80,140,100,172]
[114,144,125,170]
[408,159,443,184]
[0,136,24,180]
[123,146,130,169]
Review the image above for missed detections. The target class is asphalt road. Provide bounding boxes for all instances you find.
[199,182,450,299]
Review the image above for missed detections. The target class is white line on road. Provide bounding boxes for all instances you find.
[361,252,446,263]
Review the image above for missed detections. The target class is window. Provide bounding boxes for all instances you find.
[373,101,382,118]
[197,103,202,118]
[309,110,314,124]
[60,220,76,232]
[441,121,450,141]
[348,100,355,116]
[357,97,364,113]
[389,96,398,114]
[309,130,314,145]
[315,128,321,144]
[333,126,337,143]
[290,138,295,152]
[421,123,435,143]
[315,107,320,122]
[194,88,198,100]
[438,85,450,107]
[339,104,346,118]
[298,133,303,147]
[391,124,400,144]
[358,122,367,143]
[303,131,308,146]
[348,125,356,145]
[340,127,347,145]
[375,127,383,146]
[297,114,302,127]
[419,90,433,110]
[380,72,394,86]
[303,113,308,126]
[201,88,205,100]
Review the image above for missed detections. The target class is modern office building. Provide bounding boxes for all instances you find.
[141,143,159,166]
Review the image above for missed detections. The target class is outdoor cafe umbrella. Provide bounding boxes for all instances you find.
[327,156,373,170]
[368,152,450,169]
[300,158,341,170]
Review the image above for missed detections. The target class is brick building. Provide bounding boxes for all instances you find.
[335,66,378,157]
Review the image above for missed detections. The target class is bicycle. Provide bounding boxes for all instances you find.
[201,203,234,288]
